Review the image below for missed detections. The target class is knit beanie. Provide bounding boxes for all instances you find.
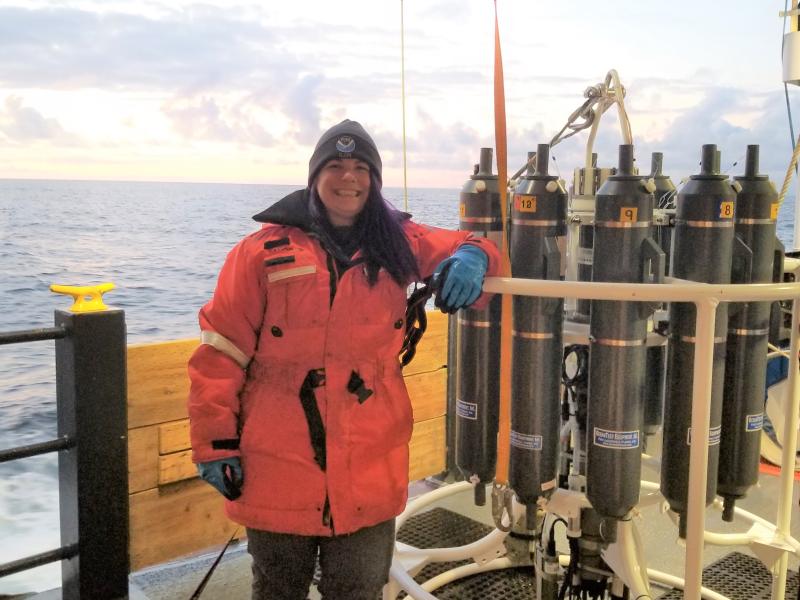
[308,119,382,186]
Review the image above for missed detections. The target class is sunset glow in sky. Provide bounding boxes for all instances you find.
[0,1,795,188]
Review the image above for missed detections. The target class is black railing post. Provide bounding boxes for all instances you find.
[55,308,129,600]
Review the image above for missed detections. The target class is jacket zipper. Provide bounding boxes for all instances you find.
[326,253,338,306]
[322,496,334,533]
[323,251,336,533]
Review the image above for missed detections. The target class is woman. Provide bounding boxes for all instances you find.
[188,119,500,599]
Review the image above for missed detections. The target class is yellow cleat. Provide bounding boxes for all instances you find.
[50,282,116,313]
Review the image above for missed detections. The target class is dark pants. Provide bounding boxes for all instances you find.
[246,518,395,600]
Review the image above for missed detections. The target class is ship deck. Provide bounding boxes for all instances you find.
[99,439,800,599]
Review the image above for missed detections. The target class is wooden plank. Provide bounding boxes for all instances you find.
[151,412,448,488]
[408,416,446,482]
[405,368,446,422]
[129,478,240,570]
[128,338,198,429]
[128,426,158,494]
[159,450,197,486]
[402,310,448,376]
[159,420,191,454]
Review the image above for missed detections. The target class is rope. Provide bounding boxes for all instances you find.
[783,0,799,168]
[400,0,408,211]
[777,128,800,207]
[492,0,513,486]
[510,70,634,182]
[188,527,240,599]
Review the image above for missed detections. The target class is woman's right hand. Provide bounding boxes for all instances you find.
[197,457,244,500]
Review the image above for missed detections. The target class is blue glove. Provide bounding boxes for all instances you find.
[197,457,243,500]
[433,245,489,314]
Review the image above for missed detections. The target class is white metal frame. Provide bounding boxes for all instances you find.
[386,275,800,600]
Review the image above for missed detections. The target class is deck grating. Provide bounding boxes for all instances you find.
[658,551,799,599]
[393,507,536,599]
[128,508,799,599]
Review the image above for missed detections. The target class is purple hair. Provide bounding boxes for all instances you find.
[310,172,420,287]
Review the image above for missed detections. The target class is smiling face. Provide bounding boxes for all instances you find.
[314,158,371,226]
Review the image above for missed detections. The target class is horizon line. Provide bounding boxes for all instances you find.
[0,176,458,191]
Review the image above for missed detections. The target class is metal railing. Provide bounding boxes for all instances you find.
[0,308,129,599]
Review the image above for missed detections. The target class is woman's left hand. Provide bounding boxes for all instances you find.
[432,245,488,313]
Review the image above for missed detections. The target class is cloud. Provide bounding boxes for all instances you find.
[161,95,274,146]
[0,95,76,142]
[0,4,405,96]
[0,5,297,91]
[280,75,324,145]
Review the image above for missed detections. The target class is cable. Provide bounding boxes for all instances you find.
[399,0,409,211]
[657,189,677,209]
[511,70,632,183]
[784,0,799,172]
[189,527,240,599]
[557,534,581,600]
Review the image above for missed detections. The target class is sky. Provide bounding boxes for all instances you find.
[0,0,796,189]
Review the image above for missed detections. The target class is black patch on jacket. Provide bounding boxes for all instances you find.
[264,255,296,267]
[211,438,240,450]
[264,237,290,249]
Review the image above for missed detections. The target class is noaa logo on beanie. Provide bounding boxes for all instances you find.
[336,135,356,154]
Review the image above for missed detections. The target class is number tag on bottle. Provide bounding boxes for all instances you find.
[514,195,537,212]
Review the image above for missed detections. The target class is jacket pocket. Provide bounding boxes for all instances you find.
[346,363,412,453]
[263,264,327,330]
[239,368,318,461]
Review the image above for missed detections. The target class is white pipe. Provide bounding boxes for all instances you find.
[388,564,440,600]
[641,453,661,470]
[647,568,731,600]
[636,479,664,508]
[700,531,753,547]
[640,480,660,492]
[419,557,516,593]
[395,528,508,562]
[389,557,519,599]
[482,276,800,304]
[617,518,652,597]
[664,500,800,552]
[606,69,633,145]
[396,481,473,529]
[684,299,718,599]
[772,295,800,600]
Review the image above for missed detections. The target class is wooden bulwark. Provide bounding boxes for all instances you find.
[127,311,449,570]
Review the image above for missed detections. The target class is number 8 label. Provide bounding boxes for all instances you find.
[719,201,734,219]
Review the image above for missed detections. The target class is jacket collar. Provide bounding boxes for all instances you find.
[251,187,413,230]
[252,188,313,230]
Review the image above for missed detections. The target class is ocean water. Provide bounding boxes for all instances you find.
[0,178,796,595]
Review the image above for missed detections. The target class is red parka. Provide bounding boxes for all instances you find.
[188,189,500,536]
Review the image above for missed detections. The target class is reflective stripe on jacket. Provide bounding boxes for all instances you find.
[188,191,500,535]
